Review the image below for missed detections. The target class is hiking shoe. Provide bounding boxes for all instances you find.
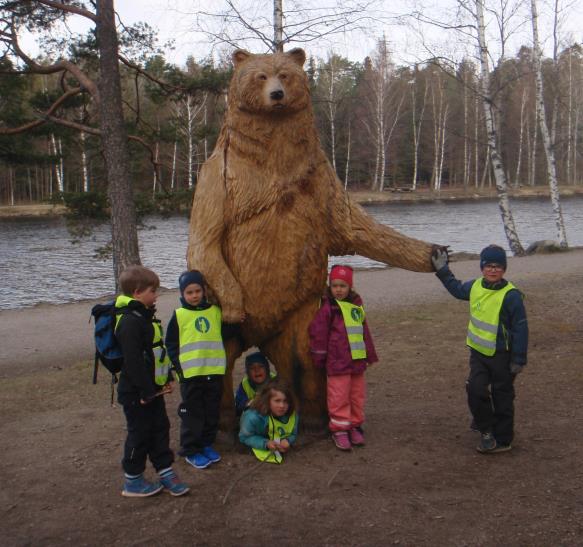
[332,431,351,451]
[185,453,211,469]
[202,445,221,463]
[349,427,365,446]
[477,432,497,453]
[160,470,190,496]
[122,475,163,498]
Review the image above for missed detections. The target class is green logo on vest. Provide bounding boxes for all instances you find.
[277,426,286,437]
[194,317,211,333]
[351,308,363,322]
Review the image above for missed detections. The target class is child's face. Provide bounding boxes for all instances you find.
[481,263,505,284]
[248,363,268,385]
[133,286,158,308]
[269,390,289,417]
[183,283,204,306]
[330,279,350,300]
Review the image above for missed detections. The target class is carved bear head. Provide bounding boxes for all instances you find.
[230,49,310,115]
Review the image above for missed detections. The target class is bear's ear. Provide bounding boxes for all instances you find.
[232,50,251,67]
[287,48,306,67]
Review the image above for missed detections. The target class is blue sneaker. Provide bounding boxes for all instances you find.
[185,453,211,469]
[159,470,190,496]
[122,475,163,498]
[202,445,221,463]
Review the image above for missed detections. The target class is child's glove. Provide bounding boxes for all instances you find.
[510,362,523,376]
[431,248,449,271]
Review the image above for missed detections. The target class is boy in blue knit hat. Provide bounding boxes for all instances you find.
[431,244,528,454]
[235,351,276,416]
[166,270,243,469]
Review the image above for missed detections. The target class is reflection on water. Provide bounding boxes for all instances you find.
[1,196,582,310]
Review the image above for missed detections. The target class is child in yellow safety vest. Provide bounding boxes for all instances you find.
[235,351,276,416]
[308,265,378,451]
[165,269,243,470]
[239,379,298,464]
[431,244,528,454]
[114,266,189,498]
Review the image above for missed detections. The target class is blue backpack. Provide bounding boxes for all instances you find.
[91,301,127,384]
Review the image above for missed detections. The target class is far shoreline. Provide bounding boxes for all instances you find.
[1,185,582,218]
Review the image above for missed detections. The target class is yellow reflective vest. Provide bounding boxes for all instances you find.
[241,371,277,400]
[115,295,171,386]
[336,299,367,360]
[467,279,515,356]
[252,412,297,464]
[176,305,226,379]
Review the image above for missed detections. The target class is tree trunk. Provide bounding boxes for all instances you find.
[530,0,568,247]
[96,0,141,284]
[475,0,524,255]
[273,0,283,52]
[344,120,351,189]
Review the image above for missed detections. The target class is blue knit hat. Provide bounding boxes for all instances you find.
[245,351,270,375]
[480,245,507,270]
[178,270,205,295]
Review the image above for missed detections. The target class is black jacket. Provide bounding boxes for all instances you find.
[115,300,159,404]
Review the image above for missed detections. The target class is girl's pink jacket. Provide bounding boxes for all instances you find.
[308,295,378,376]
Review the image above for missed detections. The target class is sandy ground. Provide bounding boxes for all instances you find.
[1,250,582,546]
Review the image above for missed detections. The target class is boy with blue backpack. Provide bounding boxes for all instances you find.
[111,265,189,497]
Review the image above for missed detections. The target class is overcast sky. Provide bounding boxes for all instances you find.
[20,0,583,68]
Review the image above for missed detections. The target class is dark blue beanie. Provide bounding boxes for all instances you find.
[178,270,205,295]
[480,245,507,270]
[245,351,270,375]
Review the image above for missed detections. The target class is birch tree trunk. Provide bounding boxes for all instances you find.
[273,0,283,52]
[411,76,427,190]
[171,140,177,190]
[344,120,351,189]
[514,88,527,187]
[530,0,568,247]
[476,0,524,255]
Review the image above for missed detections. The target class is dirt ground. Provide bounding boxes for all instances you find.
[1,251,582,546]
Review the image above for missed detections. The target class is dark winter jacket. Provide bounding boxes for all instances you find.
[115,299,159,405]
[308,294,378,376]
[436,265,528,365]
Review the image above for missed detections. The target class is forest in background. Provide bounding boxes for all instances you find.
[1,25,582,207]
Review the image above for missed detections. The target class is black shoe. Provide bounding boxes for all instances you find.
[477,432,497,453]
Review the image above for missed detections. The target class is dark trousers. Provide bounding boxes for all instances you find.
[178,375,223,456]
[121,396,174,475]
[466,349,515,445]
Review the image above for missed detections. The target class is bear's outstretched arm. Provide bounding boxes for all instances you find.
[187,157,245,322]
[331,199,436,272]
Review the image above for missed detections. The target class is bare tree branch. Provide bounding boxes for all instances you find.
[35,0,98,23]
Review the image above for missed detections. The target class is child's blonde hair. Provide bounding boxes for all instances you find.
[250,378,296,416]
[119,265,160,295]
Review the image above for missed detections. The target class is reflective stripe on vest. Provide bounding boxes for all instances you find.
[467,278,515,356]
[336,300,367,360]
[176,306,226,378]
[252,412,297,464]
[115,295,170,385]
[241,372,277,400]
[152,320,171,386]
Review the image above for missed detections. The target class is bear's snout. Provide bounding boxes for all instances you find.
[270,89,284,101]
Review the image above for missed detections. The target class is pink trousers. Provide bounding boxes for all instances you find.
[327,373,366,432]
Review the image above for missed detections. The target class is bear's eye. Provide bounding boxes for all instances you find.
[279,73,287,80]
[258,74,267,81]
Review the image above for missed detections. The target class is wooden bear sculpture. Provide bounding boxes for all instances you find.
[188,48,437,429]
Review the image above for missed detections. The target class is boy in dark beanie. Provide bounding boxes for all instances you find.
[431,244,528,454]
[166,270,243,469]
[235,351,275,416]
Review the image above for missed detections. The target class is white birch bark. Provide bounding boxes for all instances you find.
[476,0,524,254]
[514,88,527,187]
[171,140,177,190]
[273,0,283,52]
[531,0,568,247]
[344,120,351,189]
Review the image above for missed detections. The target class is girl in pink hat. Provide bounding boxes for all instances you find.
[308,265,378,450]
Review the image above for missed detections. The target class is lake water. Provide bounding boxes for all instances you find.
[1,195,582,310]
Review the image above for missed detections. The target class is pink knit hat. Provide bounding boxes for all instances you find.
[329,265,353,287]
